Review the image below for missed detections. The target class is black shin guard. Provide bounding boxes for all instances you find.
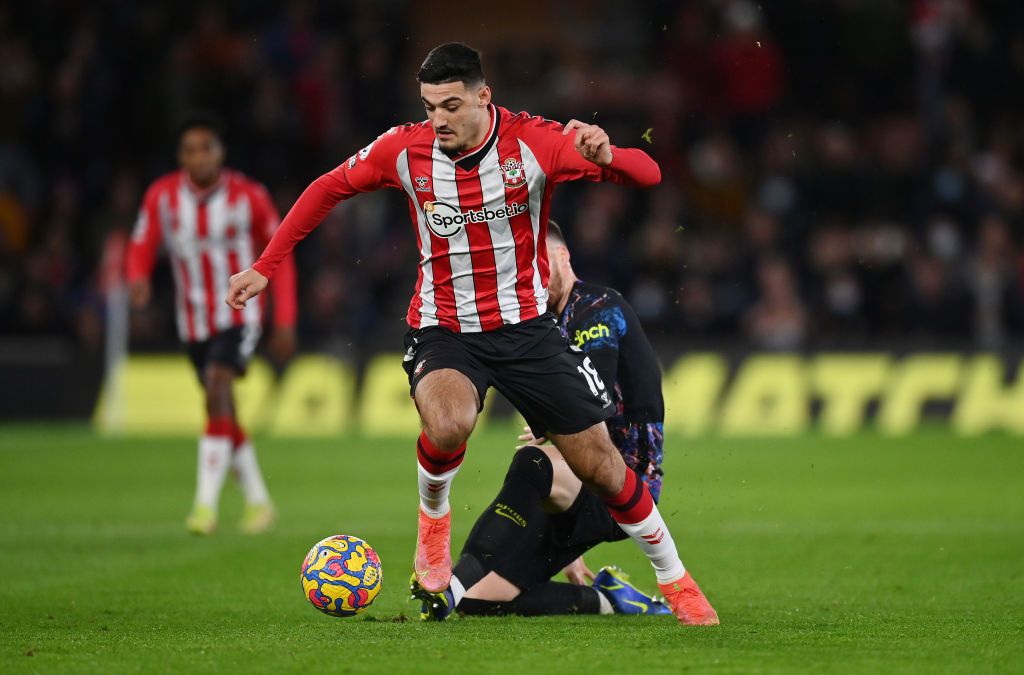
[458,582,602,616]
[455,446,554,590]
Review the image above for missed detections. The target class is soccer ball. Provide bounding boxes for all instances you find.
[300,535,382,617]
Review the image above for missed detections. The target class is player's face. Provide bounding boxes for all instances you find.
[545,240,570,310]
[178,127,224,188]
[420,81,492,153]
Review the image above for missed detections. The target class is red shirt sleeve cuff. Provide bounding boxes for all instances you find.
[252,259,274,279]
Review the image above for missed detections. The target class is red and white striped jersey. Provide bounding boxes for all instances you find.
[254,105,660,333]
[127,169,297,343]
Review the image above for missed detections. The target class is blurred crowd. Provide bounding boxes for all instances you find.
[1,0,1023,355]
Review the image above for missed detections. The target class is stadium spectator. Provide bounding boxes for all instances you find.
[744,256,807,350]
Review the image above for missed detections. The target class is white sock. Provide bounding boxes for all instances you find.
[195,435,232,510]
[449,575,466,606]
[596,590,614,615]
[417,463,460,518]
[232,441,271,505]
[616,505,686,584]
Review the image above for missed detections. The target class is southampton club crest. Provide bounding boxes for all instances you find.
[500,158,527,189]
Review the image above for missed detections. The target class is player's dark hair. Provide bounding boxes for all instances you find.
[417,42,485,86]
[176,110,225,143]
[547,220,566,245]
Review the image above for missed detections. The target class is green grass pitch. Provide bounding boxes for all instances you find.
[1,426,1022,673]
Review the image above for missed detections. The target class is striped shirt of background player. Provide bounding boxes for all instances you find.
[126,169,297,347]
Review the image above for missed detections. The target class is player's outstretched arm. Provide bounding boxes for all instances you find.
[515,425,550,449]
[549,119,661,187]
[246,178,346,282]
[252,184,298,364]
[563,556,595,585]
[126,183,165,309]
[241,127,403,287]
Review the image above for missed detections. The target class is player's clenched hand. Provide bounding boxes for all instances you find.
[226,268,268,310]
[563,556,595,585]
[563,119,613,167]
[515,425,549,449]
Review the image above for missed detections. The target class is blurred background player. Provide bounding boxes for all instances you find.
[126,112,297,535]
[413,221,694,619]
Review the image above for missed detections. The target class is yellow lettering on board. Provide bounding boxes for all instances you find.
[878,354,961,435]
[811,354,891,435]
[268,355,354,436]
[720,355,808,436]
[952,355,1024,435]
[661,354,727,436]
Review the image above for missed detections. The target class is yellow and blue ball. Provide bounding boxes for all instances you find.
[300,535,382,617]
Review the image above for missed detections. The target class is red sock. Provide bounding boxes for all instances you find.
[602,468,655,524]
[416,432,466,475]
[205,416,233,438]
[231,422,247,450]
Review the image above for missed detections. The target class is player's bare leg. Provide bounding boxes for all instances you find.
[548,423,719,625]
[206,367,274,533]
[547,424,626,497]
[411,368,479,591]
[187,363,273,535]
[186,364,236,534]
[209,365,274,533]
[463,572,520,602]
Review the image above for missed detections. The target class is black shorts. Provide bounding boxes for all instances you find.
[481,488,627,591]
[402,314,615,437]
[186,325,259,383]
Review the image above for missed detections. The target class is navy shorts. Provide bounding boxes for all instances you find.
[186,325,259,383]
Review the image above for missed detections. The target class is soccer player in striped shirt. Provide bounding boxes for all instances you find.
[127,112,297,535]
[227,44,717,624]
